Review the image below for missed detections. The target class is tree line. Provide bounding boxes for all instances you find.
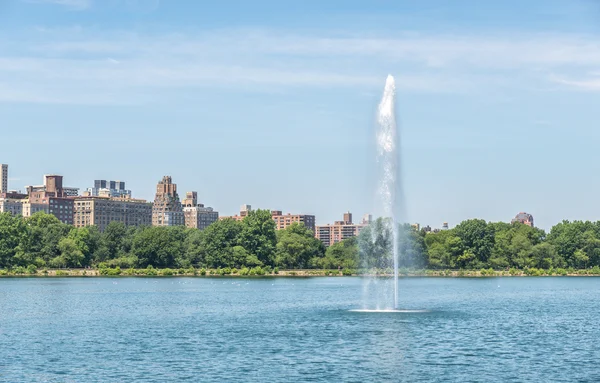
[1,211,600,271]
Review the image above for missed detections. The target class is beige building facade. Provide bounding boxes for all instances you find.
[152,176,184,226]
[0,164,8,194]
[74,196,152,231]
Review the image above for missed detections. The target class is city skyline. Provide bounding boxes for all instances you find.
[2,0,600,229]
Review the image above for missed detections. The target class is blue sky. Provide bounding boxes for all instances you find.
[1,0,600,230]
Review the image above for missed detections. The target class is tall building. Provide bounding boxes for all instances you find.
[0,164,8,194]
[152,176,184,226]
[73,196,152,232]
[315,212,367,247]
[271,211,316,233]
[512,212,534,227]
[86,180,131,198]
[343,211,352,225]
[26,174,79,197]
[24,175,74,224]
[182,191,219,230]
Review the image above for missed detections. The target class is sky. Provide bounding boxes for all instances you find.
[1,0,600,230]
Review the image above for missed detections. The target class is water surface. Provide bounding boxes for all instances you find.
[1,277,599,382]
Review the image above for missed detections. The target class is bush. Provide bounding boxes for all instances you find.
[27,265,37,275]
[161,268,174,276]
[273,267,279,275]
[100,266,121,276]
[199,268,207,276]
[55,270,69,276]
[342,268,354,276]
[239,267,250,276]
[0,269,8,276]
[178,268,186,275]
[231,268,238,275]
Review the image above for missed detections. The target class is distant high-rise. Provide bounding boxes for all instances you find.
[73,196,152,232]
[343,211,353,225]
[24,174,74,224]
[182,191,219,230]
[442,222,449,230]
[512,212,534,227]
[315,212,368,247]
[152,176,184,226]
[87,180,130,198]
[0,164,8,194]
[271,211,316,233]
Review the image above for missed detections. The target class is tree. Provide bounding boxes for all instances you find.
[454,219,495,268]
[56,237,85,268]
[530,242,560,269]
[201,218,243,268]
[0,213,25,268]
[130,226,186,268]
[320,237,359,269]
[238,209,277,266]
[358,218,393,269]
[276,223,325,269]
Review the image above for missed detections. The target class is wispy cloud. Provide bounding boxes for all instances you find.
[550,74,600,91]
[1,27,600,104]
[23,0,92,10]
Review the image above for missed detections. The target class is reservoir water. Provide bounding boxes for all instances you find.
[1,277,599,382]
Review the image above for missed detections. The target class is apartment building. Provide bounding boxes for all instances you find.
[271,211,316,233]
[73,196,152,231]
[182,191,219,230]
[315,212,367,247]
[152,176,184,226]
[86,180,131,198]
[24,175,74,224]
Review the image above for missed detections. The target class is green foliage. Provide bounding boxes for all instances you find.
[238,209,277,266]
[5,211,600,274]
[275,223,325,269]
[161,268,174,276]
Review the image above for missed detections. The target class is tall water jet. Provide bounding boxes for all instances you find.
[376,74,399,309]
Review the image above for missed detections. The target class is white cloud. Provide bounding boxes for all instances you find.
[23,0,92,10]
[1,28,600,104]
[550,75,600,91]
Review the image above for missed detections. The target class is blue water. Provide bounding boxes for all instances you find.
[1,277,599,382]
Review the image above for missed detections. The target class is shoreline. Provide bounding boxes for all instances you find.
[1,268,600,278]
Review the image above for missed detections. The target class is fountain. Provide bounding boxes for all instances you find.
[350,75,427,314]
[376,74,400,310]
